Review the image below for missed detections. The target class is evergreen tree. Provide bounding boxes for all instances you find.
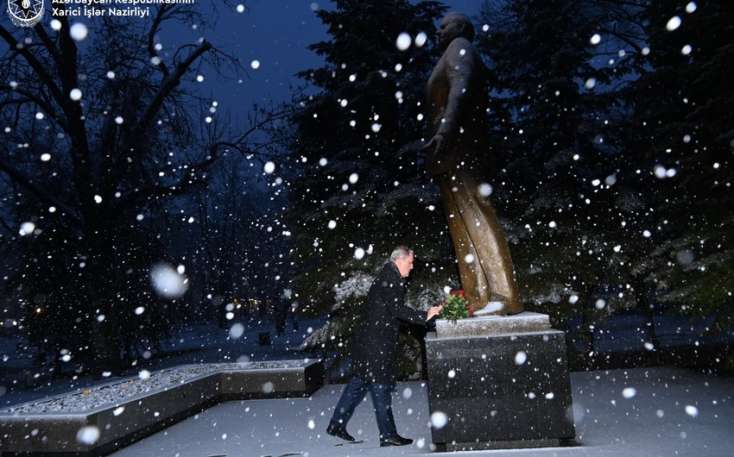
[622,0,734,332]
[478,0,733,365]
[476,0,643,324]
[286,0,449,378]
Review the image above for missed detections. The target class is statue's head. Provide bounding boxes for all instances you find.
[437,12,475,49]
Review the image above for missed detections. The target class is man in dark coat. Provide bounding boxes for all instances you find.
[326,246,443,447]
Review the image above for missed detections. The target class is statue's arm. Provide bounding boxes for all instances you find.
[435,38,477,140]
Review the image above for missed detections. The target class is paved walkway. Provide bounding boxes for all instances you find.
[110,367,733,457]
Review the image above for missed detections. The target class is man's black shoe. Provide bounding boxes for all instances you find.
[326,423,355,442]
[380,435,413,447]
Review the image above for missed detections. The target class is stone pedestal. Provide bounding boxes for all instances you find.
[425,312,575,451]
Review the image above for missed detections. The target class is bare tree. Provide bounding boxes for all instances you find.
[0,4,291,373]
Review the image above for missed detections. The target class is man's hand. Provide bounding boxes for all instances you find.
[426,305,444,320]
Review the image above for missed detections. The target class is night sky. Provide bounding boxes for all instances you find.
[161,0,483,121]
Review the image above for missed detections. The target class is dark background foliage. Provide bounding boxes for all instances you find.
[0,0,731,381]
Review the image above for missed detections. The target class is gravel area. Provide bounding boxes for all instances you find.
[0,360,314,415]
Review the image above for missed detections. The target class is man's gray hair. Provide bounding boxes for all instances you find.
[389,245,414,262]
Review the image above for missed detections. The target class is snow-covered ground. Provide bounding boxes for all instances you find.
[110,367,733,457]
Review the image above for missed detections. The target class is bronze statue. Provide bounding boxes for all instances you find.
[424,12,523,315]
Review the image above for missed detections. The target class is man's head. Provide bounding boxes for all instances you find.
[437,12,475,50]
[390,245,415,278]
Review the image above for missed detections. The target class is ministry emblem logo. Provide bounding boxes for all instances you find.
[7,0,44,28]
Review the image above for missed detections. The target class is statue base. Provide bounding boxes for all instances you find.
[425,312,576,451]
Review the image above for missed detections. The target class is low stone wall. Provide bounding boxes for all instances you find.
[0,360,323,456]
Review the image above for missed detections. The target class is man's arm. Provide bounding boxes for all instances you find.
[394,303,428,326]
[392,295,444,326]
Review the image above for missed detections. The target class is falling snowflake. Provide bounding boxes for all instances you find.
[76,426,100,445]
[396,32,411,51]
[69,23,88,41]
[415,32,427,47]
[514,351,527,365]
[229,323,245,339]
[478,183,493,197]
[19,222,35,236]
[150,263,188,298]
[262,382,274,394]
[430,411,448,429]
[666,16,682,32]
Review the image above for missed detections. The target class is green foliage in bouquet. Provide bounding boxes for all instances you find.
[440,294,469,322]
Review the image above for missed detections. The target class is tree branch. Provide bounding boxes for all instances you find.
[0,25,67,107]
[0,85,69,131]
[0,157,80,224]
[33,23,64,70]
[148,5,171,79]
[136,40,212,137]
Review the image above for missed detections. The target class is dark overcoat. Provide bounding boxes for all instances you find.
[351,262,427,385]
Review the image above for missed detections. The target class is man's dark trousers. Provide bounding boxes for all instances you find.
[330,376,397,438]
